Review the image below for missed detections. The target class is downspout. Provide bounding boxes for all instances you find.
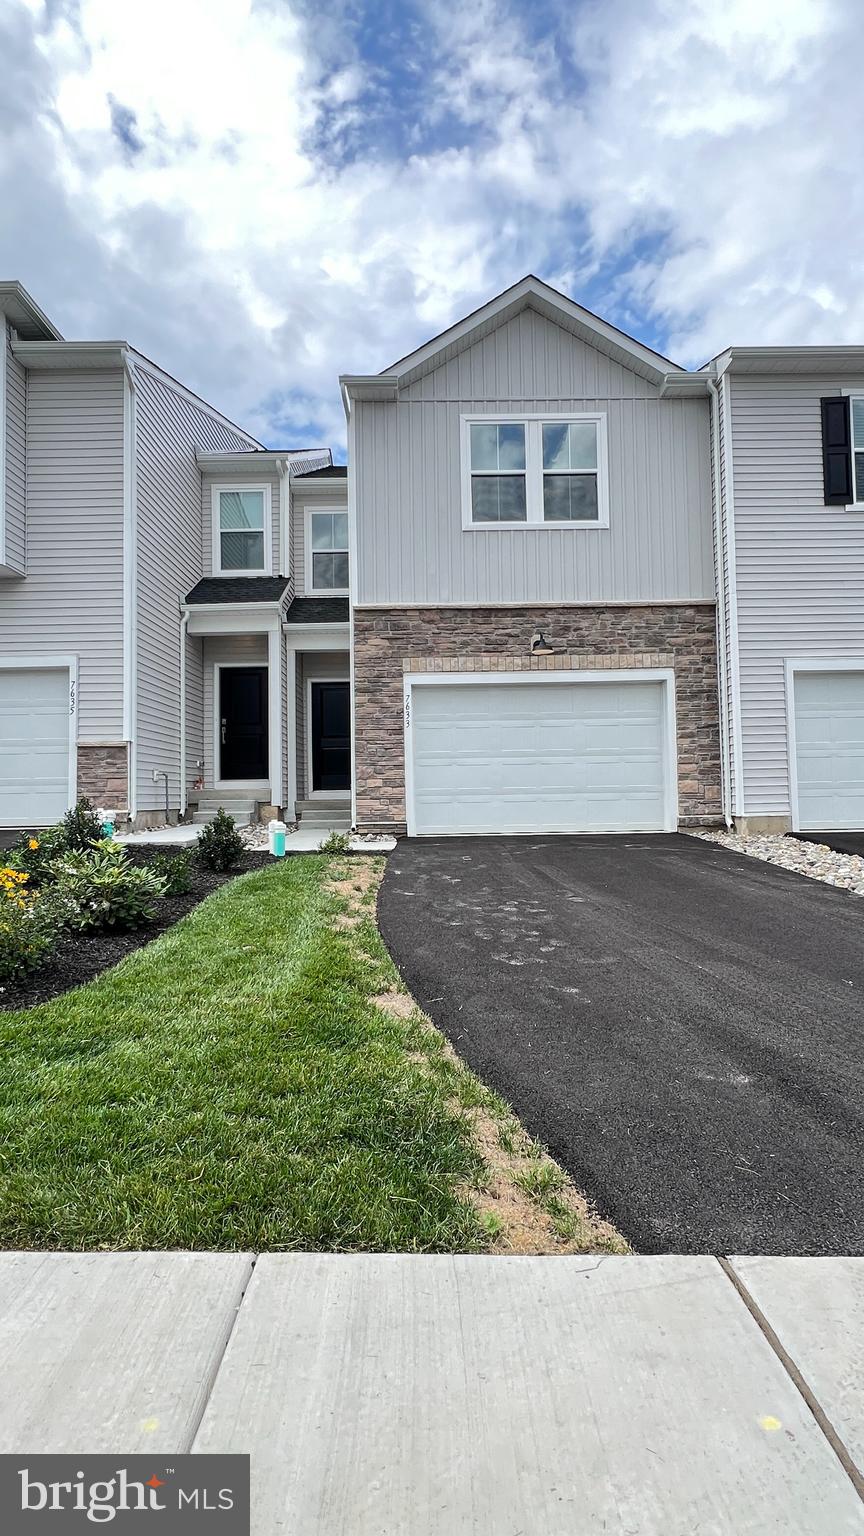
[179,607,189,818]
[122,352,139,821]
[341,379,358,832]
[707,376,733,827]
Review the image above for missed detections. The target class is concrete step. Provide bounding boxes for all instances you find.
[192,810,255,826]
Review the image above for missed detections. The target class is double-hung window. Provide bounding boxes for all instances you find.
[213,485,271,574]
[462,414,608,528]
[307,508,349,593]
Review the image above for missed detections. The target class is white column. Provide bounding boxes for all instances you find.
[267,623,282,811]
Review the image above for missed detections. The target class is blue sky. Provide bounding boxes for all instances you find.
[1,0,861,450]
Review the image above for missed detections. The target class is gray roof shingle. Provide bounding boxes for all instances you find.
[184,576,291,605]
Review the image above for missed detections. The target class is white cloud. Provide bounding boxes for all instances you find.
[1,0,862,447]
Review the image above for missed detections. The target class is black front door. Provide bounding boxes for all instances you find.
[220,667,268,780]
[311,681,351,791]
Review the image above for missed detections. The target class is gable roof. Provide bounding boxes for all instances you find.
[341,275,686,399]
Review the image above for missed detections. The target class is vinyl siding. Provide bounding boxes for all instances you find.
[730,373,864,813]
[186,631,204,788]
[202,470,283,579]
[354,306,714,607]
[201,635,268,787]
[134,367,257,812]
[4,332,26,572]
[0,368,124,740]
[293,480,348,597]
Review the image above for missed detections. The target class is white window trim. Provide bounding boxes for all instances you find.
[402,668,677,837]
[460,413,609,531]
[211,483,272,577]
[837,390,864,510]
[0,654,78,825]
[304,504,349,595]
[784,657,864,833]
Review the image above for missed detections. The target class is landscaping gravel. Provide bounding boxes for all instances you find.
[0,850,270,1012]
[689,829,864,897]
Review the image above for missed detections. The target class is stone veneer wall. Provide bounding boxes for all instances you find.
[76,744,129,812]
[353,605,721,834]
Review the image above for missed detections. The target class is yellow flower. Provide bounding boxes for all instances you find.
[28,838,39,850]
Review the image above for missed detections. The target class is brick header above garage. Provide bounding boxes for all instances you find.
[403,652,676,673]
[353,604,722,834]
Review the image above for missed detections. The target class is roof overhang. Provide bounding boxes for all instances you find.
[344,276,687,396]
[195,449,331,475]
[339,374,399,403]
[0,282,62,340]
[719,347,864,376]
[659,369,713,398]
[11,340,128,369]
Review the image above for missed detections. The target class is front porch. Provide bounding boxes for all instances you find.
[181,581,350,828]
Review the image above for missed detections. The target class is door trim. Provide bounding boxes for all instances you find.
[213,661,270,789]
[306,675,351,798]
[402,668,678,838]
[784,657,864,832]
[0,654,78,826]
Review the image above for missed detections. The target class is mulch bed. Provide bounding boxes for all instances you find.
[1,850,271,1013]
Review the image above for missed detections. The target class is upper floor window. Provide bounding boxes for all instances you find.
[306,508,349,593]
[213,485,271,574]
[461,414,608,529]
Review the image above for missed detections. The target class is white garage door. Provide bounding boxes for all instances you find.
[408,678,673,836]
[793,670,864,830]
[0,668,71,827]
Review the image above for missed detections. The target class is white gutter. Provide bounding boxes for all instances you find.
[342,379,357,831]
[122,352,138,820]
[707,377,732,827]
[178,608,189,817]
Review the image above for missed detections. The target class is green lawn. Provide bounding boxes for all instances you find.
[0,856,489,1251]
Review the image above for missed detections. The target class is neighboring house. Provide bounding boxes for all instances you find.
[3,273,863,839]
[709,354,864,834]
[0,280,347,832]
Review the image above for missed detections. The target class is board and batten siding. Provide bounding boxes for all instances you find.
[353,306,714,607]
[134,367,258,812]
[0,368,124,739]
[730,373,864,814]
[4,331,26,572]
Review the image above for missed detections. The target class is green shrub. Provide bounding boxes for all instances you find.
[9,797,104,888]
[0,872,66,986]
[50,840,166,931]
[197,809,244,872]
[8,824,69,886]
[318,830,350,854]
[146,848,195,896]
[62,796,106,851]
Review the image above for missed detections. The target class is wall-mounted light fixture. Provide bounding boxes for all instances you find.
[530,630,554,656]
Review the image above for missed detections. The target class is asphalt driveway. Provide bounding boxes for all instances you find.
[378,835,864,1254]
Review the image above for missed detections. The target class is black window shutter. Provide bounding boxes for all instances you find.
[821,396,853,504]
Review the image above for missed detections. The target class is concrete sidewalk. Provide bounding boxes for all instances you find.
[1,1254,863,1533]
